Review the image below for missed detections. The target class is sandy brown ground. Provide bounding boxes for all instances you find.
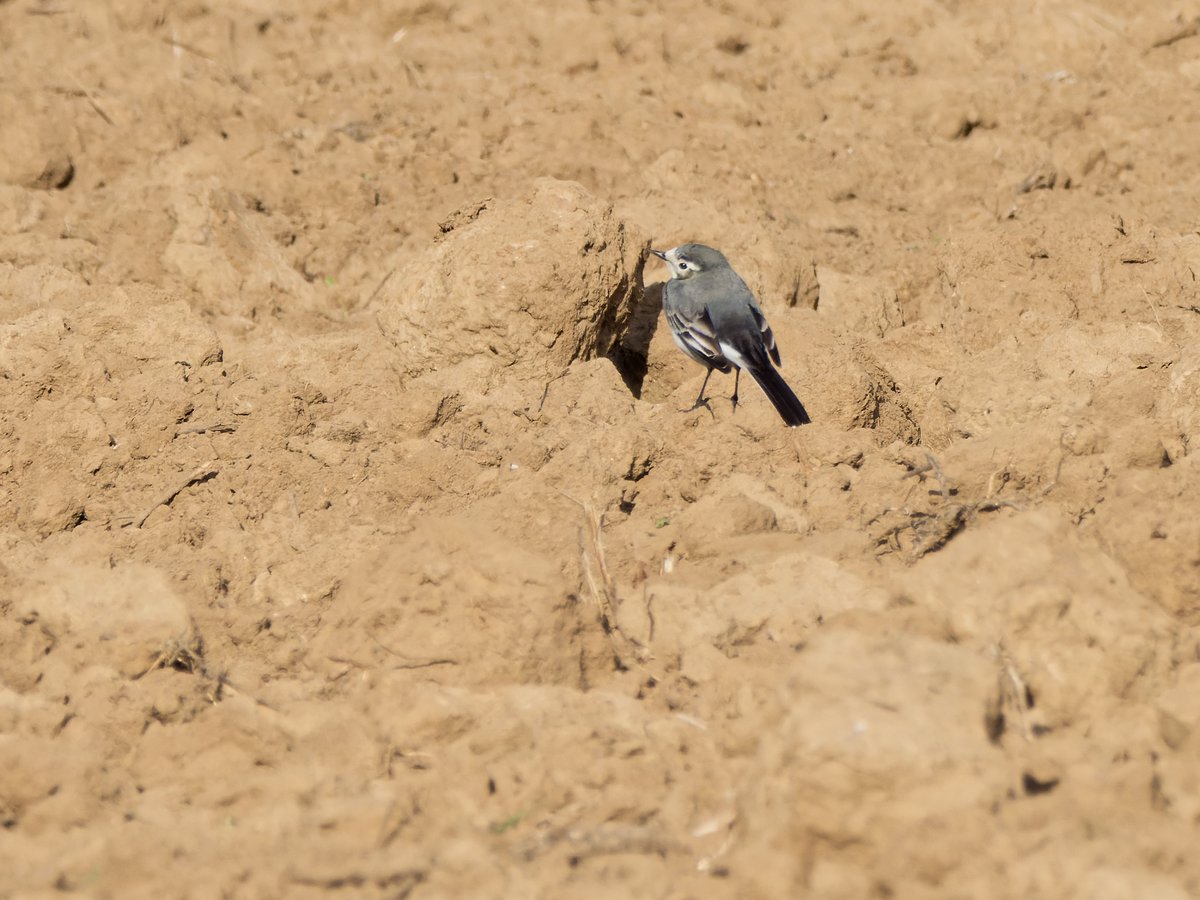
[3,0,1200,897]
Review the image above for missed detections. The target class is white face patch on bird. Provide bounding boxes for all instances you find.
[651,246,702,281]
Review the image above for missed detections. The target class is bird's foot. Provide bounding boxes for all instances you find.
[680,396,715,419]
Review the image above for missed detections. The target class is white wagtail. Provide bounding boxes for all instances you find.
[652,244,811,427]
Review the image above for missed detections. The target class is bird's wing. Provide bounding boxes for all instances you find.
[748,303,782,366]
[666,306,726,366]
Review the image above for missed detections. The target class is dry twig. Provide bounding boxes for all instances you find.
[575,499,652,669]
[872,452,1017,562]
[161,34,251,91]
[124,462,218,528]
[135,637,203,680]
[1003,660,1035,742]
[175,421,238,437]
[986,650,1036,744]
[1152,16,1200,49]
[367,268,396,304]
[65,73,116,125]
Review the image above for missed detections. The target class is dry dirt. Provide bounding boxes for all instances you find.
[3,0,1200,897]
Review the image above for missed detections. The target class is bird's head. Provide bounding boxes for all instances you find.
[650,244,729,280]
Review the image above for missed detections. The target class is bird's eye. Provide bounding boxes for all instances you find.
[679,262,689,270]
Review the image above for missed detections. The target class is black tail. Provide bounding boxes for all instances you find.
[746,361,811,427]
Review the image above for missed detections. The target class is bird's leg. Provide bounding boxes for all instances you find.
[683,368,715,414]
[730,368,741,412]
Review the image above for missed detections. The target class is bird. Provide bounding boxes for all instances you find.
[652,243,811,427]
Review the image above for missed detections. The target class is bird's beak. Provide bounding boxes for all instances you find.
[650,249,668,261]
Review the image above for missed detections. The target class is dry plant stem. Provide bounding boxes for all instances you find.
[133,638,202,680]
[538,370,569,414]
[161,35,214,61]
[925,452,949,497]
[68,73,115,125]
[161,34,251,91]
[1035,446,1066,500]
[1003,659,1034,742]
[405,61,426,89]
[905,505,968,562]
[371,635,457,670]
[580,502,619,629]
[875,453,1026,562]
[1140,284,1164,330]
[1151,15,1200,48]
[367,268,396,304]
[174,421,238,437]
[697,821,739,873]
[577,500,650,669]
[127,462,218,528]
[899,451,948,495]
